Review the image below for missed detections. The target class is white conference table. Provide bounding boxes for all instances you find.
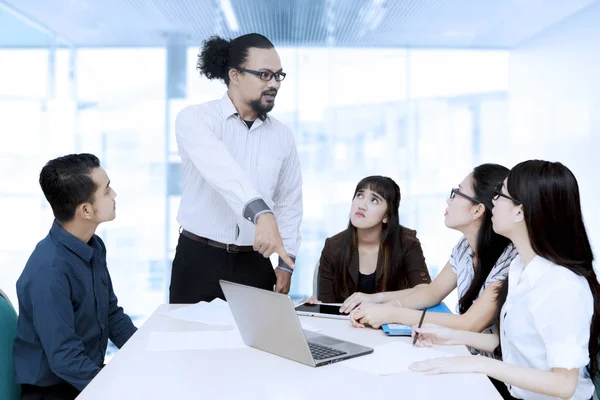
[78,304,502,400]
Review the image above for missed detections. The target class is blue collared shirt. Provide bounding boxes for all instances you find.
[13,221,137,391]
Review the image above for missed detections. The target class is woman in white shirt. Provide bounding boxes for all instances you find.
[410,160,599,400]
[345,164,518,344]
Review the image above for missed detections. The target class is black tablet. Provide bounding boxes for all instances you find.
[295,302,349,320]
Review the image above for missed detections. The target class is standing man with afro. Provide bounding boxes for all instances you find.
[169,33,303,303]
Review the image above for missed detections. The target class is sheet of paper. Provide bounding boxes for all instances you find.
[167,298,321,332]
[341,341,454,375]
[166,298,235,327]
[147,319,319,352]
[146,329,247,351]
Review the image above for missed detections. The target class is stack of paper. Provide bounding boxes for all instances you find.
[341,341,455,375]
[165,298,321,332]
[167,298,235,327]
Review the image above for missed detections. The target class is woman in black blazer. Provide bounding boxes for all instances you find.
[317,176,431,304]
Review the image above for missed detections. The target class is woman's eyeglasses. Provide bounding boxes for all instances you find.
[492,182,521,204]
[450,188,482,205]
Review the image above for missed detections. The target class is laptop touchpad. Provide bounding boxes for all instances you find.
[313,336,345,346]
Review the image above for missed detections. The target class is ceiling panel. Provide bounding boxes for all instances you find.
[0,0,598,48]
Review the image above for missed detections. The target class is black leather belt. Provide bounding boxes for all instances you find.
[180,229,254,253]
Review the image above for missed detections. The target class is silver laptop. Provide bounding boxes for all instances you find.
[220,280,374,367]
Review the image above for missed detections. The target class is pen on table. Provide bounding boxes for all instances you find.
[412,309,427,346]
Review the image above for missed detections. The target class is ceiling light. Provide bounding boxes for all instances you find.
[220,0,239,32]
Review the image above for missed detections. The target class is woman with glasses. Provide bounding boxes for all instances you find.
[347,164,518,353]
[410,160,599,400]
[311,176,432,304]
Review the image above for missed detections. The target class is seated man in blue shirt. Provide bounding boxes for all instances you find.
[13,153,137,400]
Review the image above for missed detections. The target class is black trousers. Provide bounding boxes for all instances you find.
[169,233,276,304]
[20,383,80,400]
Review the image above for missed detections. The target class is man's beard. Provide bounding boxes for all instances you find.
[249,91,277,116]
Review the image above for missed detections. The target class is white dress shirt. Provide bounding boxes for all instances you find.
[175,93,303,263]
[500,255,595,400]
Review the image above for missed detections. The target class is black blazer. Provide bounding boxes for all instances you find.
[317,227,431,303]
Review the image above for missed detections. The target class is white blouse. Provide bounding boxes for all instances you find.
[500,255,595,400]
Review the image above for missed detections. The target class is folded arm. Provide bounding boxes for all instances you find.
[391,280,501,332]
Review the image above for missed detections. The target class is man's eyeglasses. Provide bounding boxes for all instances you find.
[450,188,483,206]
[492,182,521,204]
[234,67,286,82]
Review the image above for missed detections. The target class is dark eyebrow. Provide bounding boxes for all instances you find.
[371,193,383,201]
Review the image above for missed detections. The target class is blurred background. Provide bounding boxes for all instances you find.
[1,0,599,332]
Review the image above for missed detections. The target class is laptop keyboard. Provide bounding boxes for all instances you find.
[308,342,347,360]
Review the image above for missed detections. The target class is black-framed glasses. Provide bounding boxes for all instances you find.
[234,67,286,82]
[493,182,521,204]
[450,188,484,207]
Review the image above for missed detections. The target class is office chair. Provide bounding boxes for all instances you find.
[0,288,20,400]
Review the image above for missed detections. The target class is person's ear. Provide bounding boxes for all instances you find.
[473,203,486,221]
[515,205,525,223]
[77,202,94,220]
[229,68,240,85]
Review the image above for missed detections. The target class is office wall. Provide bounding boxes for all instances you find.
[0,43,509,322]
[508,3,600,263]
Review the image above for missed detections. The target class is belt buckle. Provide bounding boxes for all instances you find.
[226,244,239,254]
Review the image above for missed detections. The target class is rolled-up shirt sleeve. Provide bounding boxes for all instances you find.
[28,268,101,391]
[485,244,517,285]
[531,280,593,370]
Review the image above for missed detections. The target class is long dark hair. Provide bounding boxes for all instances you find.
[494,160,599,380]
[458,163,511,314]
[333,176,405,300]
[197,33,274,85]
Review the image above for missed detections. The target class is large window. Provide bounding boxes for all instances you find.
[1,9,510,324]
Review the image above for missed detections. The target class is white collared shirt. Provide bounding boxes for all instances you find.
[175,93,303,256]
[500,255,595,400]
